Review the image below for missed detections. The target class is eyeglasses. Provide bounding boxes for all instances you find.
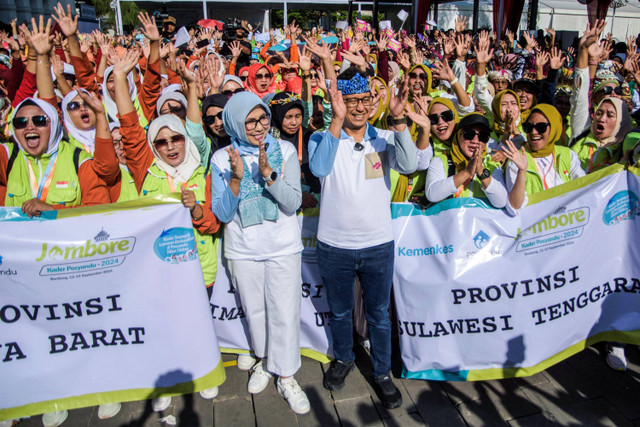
[461,128,490,143]
[597,86,623,96]
[255,73,272,80]
[204,111,223,125]
[153,134,186,150]
[112,138,123,145]
[428,110,455,124]
[161,105,186,115]
[13,115,49,129]
[240,75,248,81]
[522,121,550,134]
[409,72,428,81]
[245,114,270,131]
[222,88,244,97]
[344,96,373,108]
[66,101,88,112]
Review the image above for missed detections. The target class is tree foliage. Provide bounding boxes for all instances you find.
[86,0,139,30]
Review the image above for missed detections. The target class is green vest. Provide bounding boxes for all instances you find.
[4,141,92,207]
[117,165,139,202]
[571,132,621,173]
[622,129,640,165]
[524,145,573,196]
[433,149,502,199]
[140,163,218,286]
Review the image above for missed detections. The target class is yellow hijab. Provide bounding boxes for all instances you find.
[369,76,390,125]
[427,97,460,148]
[525,104,562,158]
[491,90,521,137]
[408,64,433,100]
[450,113,488,169]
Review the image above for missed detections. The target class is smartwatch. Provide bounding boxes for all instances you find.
[479,168,491,180]
[265,170,278,183]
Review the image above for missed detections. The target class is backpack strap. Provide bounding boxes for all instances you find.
[569,128,591,148]
[5,143,19,178]
[72,147,82,173]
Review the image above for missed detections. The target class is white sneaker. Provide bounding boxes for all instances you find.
[606,343,627,371]
[42,410,68,427]
[199,387,219,399]
[237,354,256,371]
[247,361,272,394]
[277,377,310,415]
[152,396,172,412]
[98,402,121,419]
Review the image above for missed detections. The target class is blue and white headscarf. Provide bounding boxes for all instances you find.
[337,71,370,95]
[222,92,283,228]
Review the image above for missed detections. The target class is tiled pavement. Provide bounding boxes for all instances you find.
[14,342,640,426]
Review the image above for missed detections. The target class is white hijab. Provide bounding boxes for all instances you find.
[12,98,64,157]
[62,89,96,152]
[147,115,201,182]
[102,65,137,124]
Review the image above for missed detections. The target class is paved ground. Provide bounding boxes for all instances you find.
[15,341,640,426]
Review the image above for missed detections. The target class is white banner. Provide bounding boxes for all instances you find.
[393,166,640,381]
[211,213,333,362]
[0,198,225,420]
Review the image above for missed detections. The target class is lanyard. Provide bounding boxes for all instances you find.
[25,153,58,201]
[166,174,187,192]
[297,131,303,165]
[533,153,555,190]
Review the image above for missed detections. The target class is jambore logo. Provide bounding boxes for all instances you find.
[516,206,589,252]
[36,229,135,262]
[398,244,454,256]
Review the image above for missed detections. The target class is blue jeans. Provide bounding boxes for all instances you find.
[316,240,394,377]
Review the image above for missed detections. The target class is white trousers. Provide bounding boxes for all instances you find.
[229,253,302,377]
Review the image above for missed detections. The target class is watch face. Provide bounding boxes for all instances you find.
[269,171,278,181]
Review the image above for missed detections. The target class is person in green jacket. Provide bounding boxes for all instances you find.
[503,104,585,213]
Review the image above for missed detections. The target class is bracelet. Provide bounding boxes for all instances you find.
[449,77,459,86]
[588,60,598,66]
[389,116,408,125]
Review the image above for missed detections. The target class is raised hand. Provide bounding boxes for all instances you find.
[226,147,244,180]
[28,16,53,55]
[432,60,455,83]
[328,77,346,119]
[455,15,468,33]
[230,40,242,59]
[377,34,389,51]
[501,139,528,171]
[404,104,430,129]
[76,87,105,115]
[549,46,565,70]
[476,30,493,65]
[389,75,410,118]
[112,48,140,76]
[52,2,78,37]
[299,45,312,72]
[138,12,160,42]
[258,141,274,179]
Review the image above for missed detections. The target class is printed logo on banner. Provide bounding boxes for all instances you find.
[516,206,589,253]
[397,243,454,256]
[473,230,490,250]
[37,229,135,277]
[602,190,640,225]
[153,227,198,264]
[0,254,18,276]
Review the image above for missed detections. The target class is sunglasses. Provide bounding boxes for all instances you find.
[66,101,88,112]
[597,86,623,96]
[409,72,429,81]
[309,72,319,78]
[461,128,491,143]
[522,121,550,134]
[240,75,248,81]
[255,73,272,80]
[13,115,49,129]
[221,88,244,97]
[204,111,223,125]
[428,110,455,124]
[161,105,186,115]
[153,134,185,150]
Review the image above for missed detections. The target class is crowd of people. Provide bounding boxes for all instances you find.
[1,6,639,425]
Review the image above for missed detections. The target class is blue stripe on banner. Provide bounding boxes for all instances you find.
[402,365,470,381]
[0,208,58,221]
[391,198,497,219]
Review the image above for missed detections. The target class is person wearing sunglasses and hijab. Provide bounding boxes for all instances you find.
[502,104,585,213]
[112,48,221,411]
[221,75,245,98]
[209,92,309,415]
[62,89,98,153]
[246,63,278,97]
[425,113,507,208]
[202,94,232,156]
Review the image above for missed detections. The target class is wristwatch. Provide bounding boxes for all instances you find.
[388,116,408,126]
[479,168,491,180]
[265,170,278,183]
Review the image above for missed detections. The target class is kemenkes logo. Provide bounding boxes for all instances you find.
[398,244,454,256]
[36,228,135,262]
[473,230,490,250]
[516,206,589,252]
[602,190,639,225]
[154,227,198,264]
